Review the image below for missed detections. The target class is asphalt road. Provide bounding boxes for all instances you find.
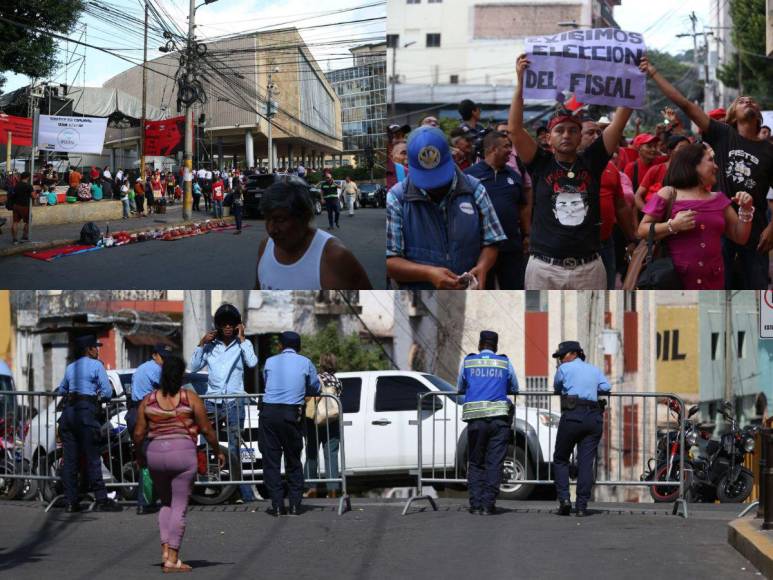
[0,208,386,289]
[0,499,760,579]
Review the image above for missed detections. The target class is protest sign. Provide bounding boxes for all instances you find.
[0,114,33,147]
[144,116,186,156]
[37,115,108,154]
[524,28,647,109]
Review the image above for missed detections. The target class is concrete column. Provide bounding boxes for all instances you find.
[287,145,294,169]
[245,129,254,170]
[109,149,116,172]
[271,142,278,171]
[183,291,211,368]
[217,137,224,170]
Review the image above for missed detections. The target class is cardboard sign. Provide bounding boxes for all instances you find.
[144,116,185,157]
[762,291,773,339]
[524,28,647,108]
[0,114,33,147]
[37,115,108,154]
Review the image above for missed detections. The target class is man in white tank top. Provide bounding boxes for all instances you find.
[255,178,372,290]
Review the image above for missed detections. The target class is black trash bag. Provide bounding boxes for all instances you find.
[79,221,102,245]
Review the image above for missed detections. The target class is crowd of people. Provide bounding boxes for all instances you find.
[385,55,773,290]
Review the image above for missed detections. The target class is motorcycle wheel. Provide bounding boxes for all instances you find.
[716,468,754,503]
[0,458,24,499]
[649,463,683,503]
[38,451,63,503]
[118,461,139,501]
[190,445,238,505]
[16,459,39,500]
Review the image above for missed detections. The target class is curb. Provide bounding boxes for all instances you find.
[728,517,773,578]
[0,216,235,258]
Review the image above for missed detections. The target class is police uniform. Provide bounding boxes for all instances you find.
[456,331,519,515]
[56,335,121,512]
[551,341,611,516]
[259,332,320,515]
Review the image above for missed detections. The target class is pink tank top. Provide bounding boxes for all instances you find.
[146,389,199,442]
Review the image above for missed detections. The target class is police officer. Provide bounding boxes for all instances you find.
[259,331,320,516]
[126,343,173,514]
[56,335,122,513]
[552,341,611,517]
[457,330,519,515]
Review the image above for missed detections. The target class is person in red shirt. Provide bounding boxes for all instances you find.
[580,119,637,289]
[634,135,691,210]
[89,166,99,181]
[211,176,224,218]
[624,134,664,192]
[150,171,163,214]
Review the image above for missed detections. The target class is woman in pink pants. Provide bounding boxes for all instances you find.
[133,356,224,573]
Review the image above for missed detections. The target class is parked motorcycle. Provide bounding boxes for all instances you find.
[189,410,240,505]
[0,405,37,500]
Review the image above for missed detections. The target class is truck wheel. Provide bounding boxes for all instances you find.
[499,446,535,500]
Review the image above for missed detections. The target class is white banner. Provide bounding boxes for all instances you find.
[762,291,773,339]
[37,115,108,154]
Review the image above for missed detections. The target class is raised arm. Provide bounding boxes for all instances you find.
[639,56,710,133]
[602,107,633,156]
[508,54,539,165]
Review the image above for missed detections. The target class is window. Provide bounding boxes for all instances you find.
[711,332,720,361]
[426,33,441,48]
[449,74,459,84]
[737,331,746,359]
[525,290,547,312]
[339,378,362,413]
[375,375,430,412]
[386,34,399,49]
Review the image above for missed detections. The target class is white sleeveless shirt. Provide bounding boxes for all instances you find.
[257,229,334,289]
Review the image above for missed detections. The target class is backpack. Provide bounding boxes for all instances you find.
[79,222,102,245]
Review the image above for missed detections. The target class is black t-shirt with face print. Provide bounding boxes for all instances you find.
[525,136,610,258]
[703,119,773,246]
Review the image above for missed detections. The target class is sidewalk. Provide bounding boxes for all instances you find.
[729,516,773,578]
[0,205,229,257]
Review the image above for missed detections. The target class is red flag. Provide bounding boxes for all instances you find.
[143,116,186,156]
[0,113,33,147]
[564,95,584,112]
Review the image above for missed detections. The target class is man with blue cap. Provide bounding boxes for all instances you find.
[259,331,320,516]
[551,340,611,517]
[457,330,519,515]
[57,335,122,512]
[386,126,507,289]
[126,343,173,514]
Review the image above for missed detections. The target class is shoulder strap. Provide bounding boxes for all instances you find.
[632,162,639,190]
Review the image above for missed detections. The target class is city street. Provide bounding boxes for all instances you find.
[0,499,759,579]
[0,207,385,289]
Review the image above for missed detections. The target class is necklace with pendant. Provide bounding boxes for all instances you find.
[556,158,577,179]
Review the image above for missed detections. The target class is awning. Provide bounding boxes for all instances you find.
[123,334,177,347]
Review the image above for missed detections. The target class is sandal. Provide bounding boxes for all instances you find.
[162,560,192,573]
[162,544,169,563]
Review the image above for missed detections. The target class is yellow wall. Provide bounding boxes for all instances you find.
[0,290,12,366]
[656,305,699,394]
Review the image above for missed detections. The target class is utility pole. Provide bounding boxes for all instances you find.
[676,12,713,109]
[267,69,276,173]
[390,40,397,118]
[724,291,734,404]
[183,0,196,221]
[140,1,148,182]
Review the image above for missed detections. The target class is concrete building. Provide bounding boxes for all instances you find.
[325,43,387,168]
[103,28,343,171]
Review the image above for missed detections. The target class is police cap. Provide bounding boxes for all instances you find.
[479,330,498,347]
[75,335,102,349]
[552,341,583,359]
[280,331,301,351]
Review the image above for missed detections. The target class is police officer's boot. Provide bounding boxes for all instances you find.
[556,499,572,516]
[94,499,123,512]
[575,506,588,517]
[65,503,82,513]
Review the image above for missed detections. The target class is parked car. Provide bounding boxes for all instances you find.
[358,182,386,208]
[244,174,322,217]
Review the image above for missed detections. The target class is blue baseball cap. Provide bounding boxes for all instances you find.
[407,127,455,190]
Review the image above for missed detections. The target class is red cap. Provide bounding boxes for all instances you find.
[547,114,582,132]
[632,133,658,148]
[708,108,726,120]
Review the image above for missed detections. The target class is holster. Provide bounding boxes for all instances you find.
[599,399,608,413]
[560,395,578,412]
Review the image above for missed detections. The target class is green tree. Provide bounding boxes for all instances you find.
[0,0,85,91]
[717,0,773,108]
[300,323,390,372]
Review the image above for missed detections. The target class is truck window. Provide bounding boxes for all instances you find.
[339,378,361,413]
[374,376,431,412]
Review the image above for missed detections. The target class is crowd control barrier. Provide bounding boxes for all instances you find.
[402,391,689,518]
[0,390,351,515]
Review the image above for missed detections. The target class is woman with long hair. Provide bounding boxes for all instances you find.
[637,142,754,289]
[132,355,224,573]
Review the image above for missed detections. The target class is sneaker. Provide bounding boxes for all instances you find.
[234,498,244,505]
[94,499,122,512]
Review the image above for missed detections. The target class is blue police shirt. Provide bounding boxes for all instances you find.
[553,358,611,402]
[456,349,519,402]
[57,356,112,399]
[190,338,258,400]
[263,348,320,405]
[131,359,162,402]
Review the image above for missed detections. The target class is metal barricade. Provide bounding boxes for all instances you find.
[402,391,688,518]
[0,390,350,515]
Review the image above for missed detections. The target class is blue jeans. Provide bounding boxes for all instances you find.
[599,236,616,290]
[303,419,340,492]
[204,399,255,501]
[213,200,223,218]
[722,237,770,289]
[121,198,130,218]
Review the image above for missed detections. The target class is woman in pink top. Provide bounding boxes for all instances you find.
[133,356,224,573]
[638,142,754,289]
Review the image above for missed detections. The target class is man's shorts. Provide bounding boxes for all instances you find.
[12,204,30,223]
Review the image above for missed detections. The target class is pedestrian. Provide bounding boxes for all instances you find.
[637,143,754,289]
[465,131,530,289]
[189,303,258,503]
[69,166,82,189]
[231,177,245,234]
[508,54,633,290]
[101,174,114,200]
[552,341,610,517]
[320,171,340,230]
[624,134,664,193]
[449,127,475,170]
[126,344,173,515]
[385,126,506,289]
[458,99,486,142]
[42,163,58,191]
[303,352,342,499]
[260,331,321,516]
[102,165,112,181]
[90,166,99,181]
[342,175,359,217]
[120,179,130,219]
[457,330,518,515]
[132,354,224,573]
[9,171,34,245]
[56,335,122,513]
[390,141,408,184]
[150,171,163,213]
[90,178,103,201]
[166,173,176,203]
[192,180,202,211]
[633,134,691,211]
[202,178,212,213]
[255,178,372,290]
[134,178,146,217]
[212,175,224,218]
[640,56,773,289]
